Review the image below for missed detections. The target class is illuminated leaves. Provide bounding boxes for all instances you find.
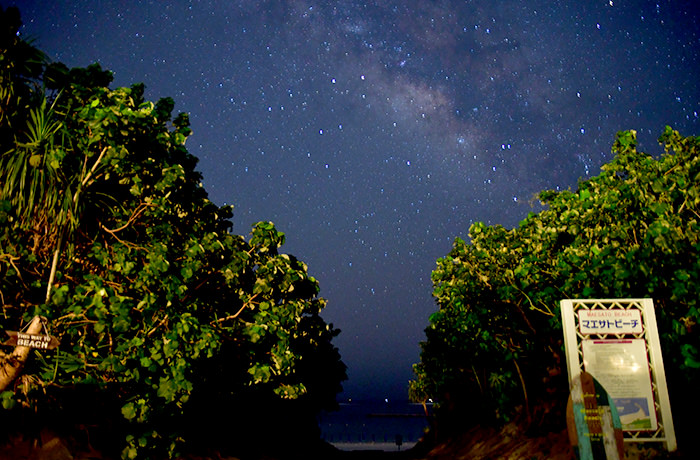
[1,36,344,458]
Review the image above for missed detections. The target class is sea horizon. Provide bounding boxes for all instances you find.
[319,399,432,451]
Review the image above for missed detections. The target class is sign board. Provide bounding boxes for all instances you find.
[578,309,643,335]
[581,339,655,431]
[2,316,59,350]
[3,331,59,349]
[561,299,675,451]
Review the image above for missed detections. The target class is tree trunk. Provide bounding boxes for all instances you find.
[0,315,43,392]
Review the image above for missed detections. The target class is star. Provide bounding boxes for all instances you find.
[18,0,700,402]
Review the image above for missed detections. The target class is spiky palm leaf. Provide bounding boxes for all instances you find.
[1,97,69,239]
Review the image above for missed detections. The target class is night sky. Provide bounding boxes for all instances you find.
[15,1,700,401]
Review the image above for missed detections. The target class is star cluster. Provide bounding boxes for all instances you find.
[19,0,700,399]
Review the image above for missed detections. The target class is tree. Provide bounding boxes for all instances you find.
[0,6,45,131]
[1,10,345,458]
[412,127,700,443]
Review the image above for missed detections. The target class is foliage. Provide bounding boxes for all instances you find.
[0,6,45,119]
[411,127,700,434]
[0,8,345,458]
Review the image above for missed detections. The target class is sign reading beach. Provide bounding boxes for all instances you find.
[2,316,60,350]
[3,331,59,350]
[561,299,676,453]
[577,309,643,335]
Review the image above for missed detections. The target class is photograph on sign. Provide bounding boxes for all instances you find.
[582,339,657,431]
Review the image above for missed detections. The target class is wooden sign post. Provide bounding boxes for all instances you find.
[567,371,624,459]
[561,299,676,454]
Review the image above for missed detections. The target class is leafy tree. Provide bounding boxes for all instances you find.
[0,5,45,131]
[411,127,700,442]
[1,8,345,458]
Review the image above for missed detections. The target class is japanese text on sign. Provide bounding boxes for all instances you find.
[578,309,643,334]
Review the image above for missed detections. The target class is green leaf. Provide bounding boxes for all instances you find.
[649,202,670,216]
[121,402,137,420]
[1,391,17,410]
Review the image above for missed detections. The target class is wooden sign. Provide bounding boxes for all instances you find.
[2,316,59,350]
[3,331,59,350]
[567,371,624,459]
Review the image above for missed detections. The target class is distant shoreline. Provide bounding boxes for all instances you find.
[330,441,417,452]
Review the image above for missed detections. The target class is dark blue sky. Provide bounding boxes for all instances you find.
[15,0,699,400]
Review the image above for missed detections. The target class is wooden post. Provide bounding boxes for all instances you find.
[567,372,624,460]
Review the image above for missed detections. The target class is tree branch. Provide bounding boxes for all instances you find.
[214,293,260,324]
[103,203,154,233]
[45,232,64,303]
[512,358,530,424]
[146,314,169,337]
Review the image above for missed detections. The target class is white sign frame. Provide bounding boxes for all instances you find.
[561,299,676,451]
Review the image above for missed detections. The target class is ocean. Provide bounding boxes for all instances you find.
[318,400,432,451]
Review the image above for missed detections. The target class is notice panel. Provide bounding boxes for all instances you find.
[582,339,656,431]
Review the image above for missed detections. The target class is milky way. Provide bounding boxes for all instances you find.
[19,0,699,399]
